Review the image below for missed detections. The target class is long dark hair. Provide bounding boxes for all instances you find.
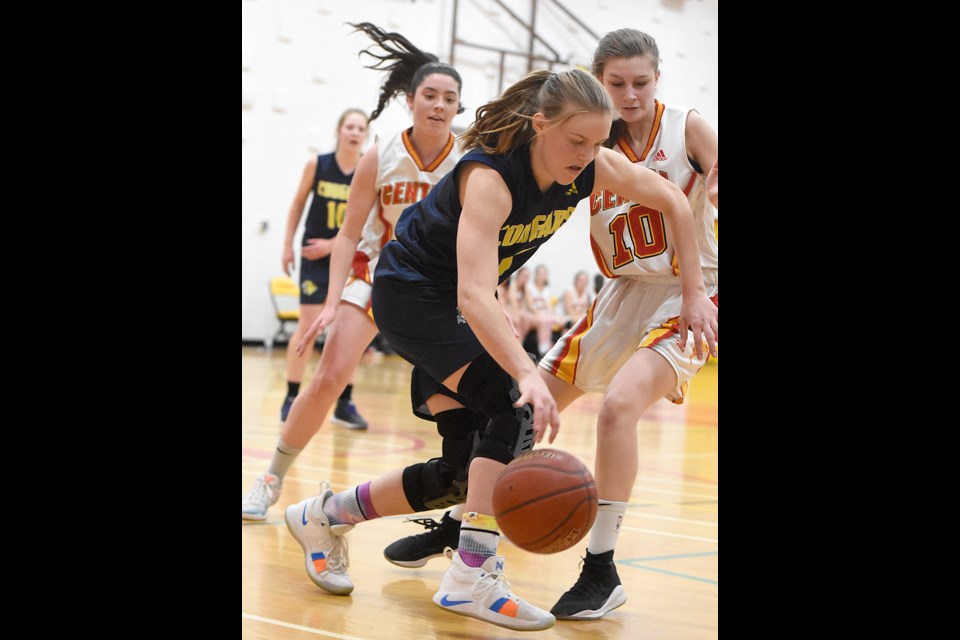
[349,22,464,122]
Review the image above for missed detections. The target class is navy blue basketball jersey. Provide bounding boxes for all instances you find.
[377,142,595,296]
[303,152,354,242]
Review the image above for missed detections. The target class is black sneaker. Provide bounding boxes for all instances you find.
[383,511,461,568]
[331,399,368,430]
[280,395,295,422]
[550,549,627,620]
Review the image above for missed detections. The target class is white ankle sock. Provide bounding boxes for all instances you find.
[586,500,627,554]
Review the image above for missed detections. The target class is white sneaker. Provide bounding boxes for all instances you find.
[433,549,555,631]
[241,472,282,520]
[284,481,354,595]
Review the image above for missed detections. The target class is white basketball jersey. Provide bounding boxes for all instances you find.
[356,128,459,262]
[588,102,718,278]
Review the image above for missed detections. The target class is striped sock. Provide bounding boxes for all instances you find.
[458,512,499,568]
[323,481,381,525]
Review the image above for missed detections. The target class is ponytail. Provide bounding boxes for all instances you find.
[349,22,463,122]
[461,70,552,154]
[461,69,613,155]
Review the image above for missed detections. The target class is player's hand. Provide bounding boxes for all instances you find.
[678,293,718,360]
[514,370,560,444]
[282,247,295,275]
[302,238,333,260]
[297,305,337,356]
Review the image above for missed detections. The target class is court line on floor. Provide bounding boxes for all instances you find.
[628,512,718,527]
[622,564,717,585]
[632,550,718,562]
[634,474,719,489]
[242,612,365,639]
[620,525,717,543]
[617,551,718,585]
[631,485,718,500]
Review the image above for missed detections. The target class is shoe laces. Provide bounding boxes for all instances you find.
[310,481,349,573]
[565,555,613,598]
[403,514,458,548]
[406,516,442,532]
[324,530,350,573]
[245,475,274,505]
[473,566,515,604]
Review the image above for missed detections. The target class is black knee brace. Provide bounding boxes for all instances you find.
[457,353,536,465]
[401,408,485,511]
[471,401,535,464]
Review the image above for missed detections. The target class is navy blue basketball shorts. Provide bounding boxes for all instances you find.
[298,253,330,305]
[372,277,486,420]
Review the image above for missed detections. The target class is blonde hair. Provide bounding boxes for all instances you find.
[461,69,612,154]
[334,108,368,151]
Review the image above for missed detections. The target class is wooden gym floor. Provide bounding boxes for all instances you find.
[242,345,718,639]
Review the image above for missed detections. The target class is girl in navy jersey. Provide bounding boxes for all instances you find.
[283,66,714,632]
[278,108,368,425]
[242,23,462,519]
[386,30,721,623]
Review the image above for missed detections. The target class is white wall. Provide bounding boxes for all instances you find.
[243,0,718,341]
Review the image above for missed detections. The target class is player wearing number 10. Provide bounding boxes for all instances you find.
[538,28,719,620]
[278,108,370,426]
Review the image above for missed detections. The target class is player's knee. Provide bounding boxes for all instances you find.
[471,403,535,465]
[597,390,646,433]
[437,408,484,465]
[456,353,536,465]
[311,363,351,394]
[401,459,469,511]
[400,409,484,511]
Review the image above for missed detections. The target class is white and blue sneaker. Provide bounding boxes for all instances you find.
[241,472,282,520]
[284,482,354,595]
[433,549,555,631]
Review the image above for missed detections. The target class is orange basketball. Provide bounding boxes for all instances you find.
[492,448,598,553]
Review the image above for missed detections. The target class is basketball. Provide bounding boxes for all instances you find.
[492,448,598,554]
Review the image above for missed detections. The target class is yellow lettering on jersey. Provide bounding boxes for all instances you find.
[499,207,575,247]
[500,224,523,247]
[537,213,555,239]
[316,180,350,201]
[551,207,572,233]
[529,214,547,240]
[518,224,530,243]
[498,255,513,276]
